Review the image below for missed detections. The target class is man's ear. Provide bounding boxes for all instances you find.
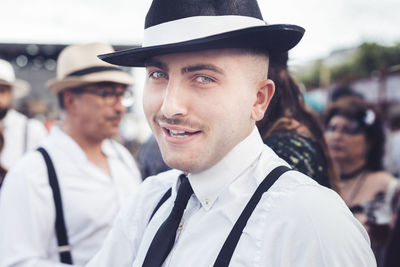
[251,79,275,121]
[63,91,77,113]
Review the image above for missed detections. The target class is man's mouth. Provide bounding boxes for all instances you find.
[107,115,122,121]
[164,127,201,138]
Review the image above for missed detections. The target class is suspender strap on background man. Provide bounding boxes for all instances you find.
[37,147,73,265]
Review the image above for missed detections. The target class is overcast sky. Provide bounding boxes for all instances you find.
[2,0,399,64]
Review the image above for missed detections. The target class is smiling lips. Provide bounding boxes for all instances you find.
[164,127,201,138]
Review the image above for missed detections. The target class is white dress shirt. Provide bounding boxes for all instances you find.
[0,109,47,170]
[87,127,377,267]
[0,126,142,267]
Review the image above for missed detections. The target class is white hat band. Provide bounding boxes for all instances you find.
[143,15,266,47]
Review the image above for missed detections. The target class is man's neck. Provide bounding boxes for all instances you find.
[62,124,111,177]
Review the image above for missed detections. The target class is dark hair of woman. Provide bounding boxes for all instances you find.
[324,97,385,171]
[256,52,338,191]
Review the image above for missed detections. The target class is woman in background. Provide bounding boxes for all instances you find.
[257,52,338,190]
[324,97,398,265]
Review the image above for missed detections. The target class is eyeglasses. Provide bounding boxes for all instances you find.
[0,85,11,94]
[72,84,134,107]
[325,123,363,136]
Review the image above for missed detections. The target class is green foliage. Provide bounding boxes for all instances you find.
[297,42,400,89]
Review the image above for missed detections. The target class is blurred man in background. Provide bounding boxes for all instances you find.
[0,43,142,266]
[0,59,47,173]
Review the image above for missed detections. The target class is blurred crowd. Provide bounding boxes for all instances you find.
[0,41,399,267]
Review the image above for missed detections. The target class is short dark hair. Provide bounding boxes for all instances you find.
[238,47,269,57]
[330,85,363,103]
[324,97,385,171]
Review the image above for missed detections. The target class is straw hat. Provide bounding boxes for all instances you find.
[47,43,134,94]
[0,59,30,99]
[99,0,305,67]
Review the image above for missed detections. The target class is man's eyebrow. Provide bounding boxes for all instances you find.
[181,64,225,75]
[144,59,168,71]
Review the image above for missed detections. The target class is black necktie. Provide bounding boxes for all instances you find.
[142,174,194,267]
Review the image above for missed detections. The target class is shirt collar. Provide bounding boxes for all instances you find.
[2,109,18,127]
[49,125,116,163]
[101,139,123,159]
[188,127,264,210]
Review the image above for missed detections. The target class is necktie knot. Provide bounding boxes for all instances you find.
[174,174,193,208]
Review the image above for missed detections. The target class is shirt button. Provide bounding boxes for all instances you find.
[203,199,210,206]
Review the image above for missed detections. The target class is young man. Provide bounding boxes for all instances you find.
[0,43,142,266]
[87,1,376,266]
[0,59,47,171]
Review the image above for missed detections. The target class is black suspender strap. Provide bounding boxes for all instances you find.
[37,147,73,265]
[148,188,172,223]
[213,165,291,267]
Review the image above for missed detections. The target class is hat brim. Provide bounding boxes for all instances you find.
[0,79,31,99]
[99,24,305,67]
[46,70,134,94]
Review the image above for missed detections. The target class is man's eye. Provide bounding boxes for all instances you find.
[195,76,214,83]
[150,71,167,79]
[100,91,114,97]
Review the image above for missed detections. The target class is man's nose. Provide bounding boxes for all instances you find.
[161,80,187,118]
[112,95,127,113]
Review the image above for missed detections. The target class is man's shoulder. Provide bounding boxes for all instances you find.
[10,147,47,169]
[116,169,180,225]
[3,109,26,127]
[2,149,49,189]
[260,169,348,221]
[257,170,375,266]
[124,169,180,206]
[271,170,340,205]
[142,169,181,191]
[273,169,320,189]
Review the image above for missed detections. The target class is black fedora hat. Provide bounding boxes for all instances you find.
[100,0,305,67]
